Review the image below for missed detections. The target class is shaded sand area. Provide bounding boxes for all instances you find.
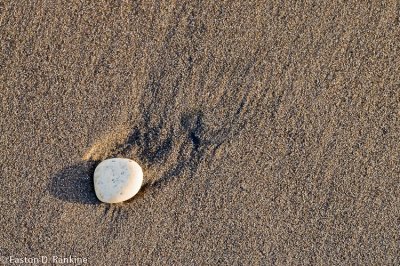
[1,1,399,265]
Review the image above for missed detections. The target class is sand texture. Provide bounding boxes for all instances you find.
[1,1,399,265]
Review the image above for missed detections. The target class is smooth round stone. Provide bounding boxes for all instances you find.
[94,158,143,203]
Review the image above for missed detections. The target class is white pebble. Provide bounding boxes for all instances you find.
[93,158,143,203]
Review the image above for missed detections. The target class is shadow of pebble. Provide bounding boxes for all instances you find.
[49,160,100,205]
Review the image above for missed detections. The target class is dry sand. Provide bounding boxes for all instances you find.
[1,1,399,265]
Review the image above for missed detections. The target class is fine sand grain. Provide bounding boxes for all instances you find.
[1,1,399,265]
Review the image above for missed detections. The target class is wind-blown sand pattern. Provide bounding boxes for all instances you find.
[1,1,399,265]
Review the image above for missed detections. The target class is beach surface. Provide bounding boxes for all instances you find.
[1,1,399,265]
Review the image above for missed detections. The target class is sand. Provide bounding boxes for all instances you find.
[0,1,399,265]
